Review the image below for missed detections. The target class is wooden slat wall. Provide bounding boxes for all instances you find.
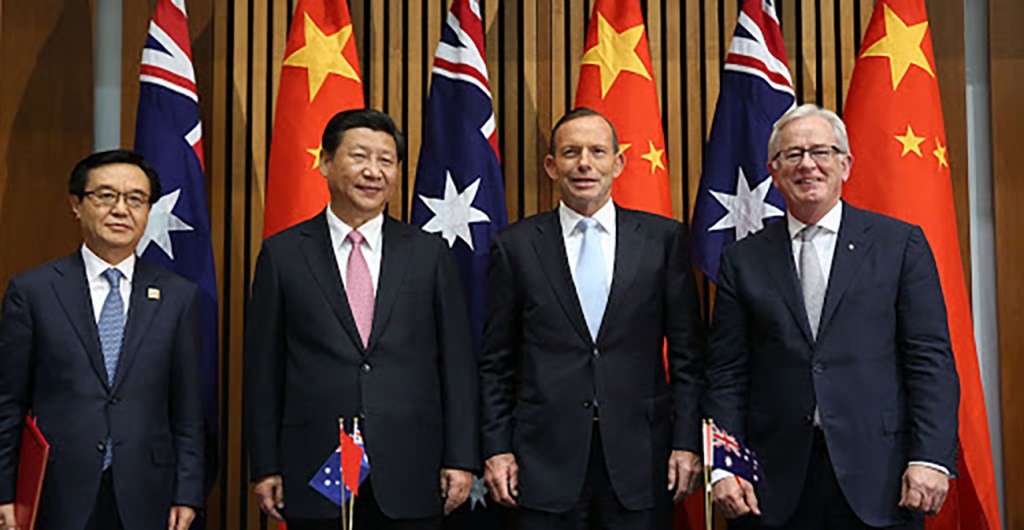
[0,0,984,528]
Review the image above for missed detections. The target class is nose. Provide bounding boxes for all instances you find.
[110,194,130,214]
[796,150,818,169]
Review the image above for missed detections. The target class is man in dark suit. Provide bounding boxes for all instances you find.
[244,109,478,530]
[705,104,960,529]
[480,108,705,529]
[0,149,205,530]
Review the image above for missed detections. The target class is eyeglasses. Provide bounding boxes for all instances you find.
[82,189,151,209]
[772,145,844,166]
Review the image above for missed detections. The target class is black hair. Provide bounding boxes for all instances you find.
[68,149,162,203]
[321,108,406,162]
[548,107,620,155]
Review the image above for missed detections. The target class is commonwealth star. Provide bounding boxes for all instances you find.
[708,168,784,241]
[137,189,194,260]
[418,171,491,251]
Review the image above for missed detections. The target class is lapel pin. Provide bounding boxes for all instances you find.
[848,243,855,251]
[148,287,161,300]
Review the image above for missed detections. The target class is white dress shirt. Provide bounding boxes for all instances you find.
[327,207,384,293]
[559,200,616,291]
[82,244,134,323]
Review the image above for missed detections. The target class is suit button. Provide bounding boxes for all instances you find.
[97,441,106,453]
[361,363,372,374]
[592,348,600,359]
[108,396,120,405]
[582,401,592,409]
[812,363,825,374]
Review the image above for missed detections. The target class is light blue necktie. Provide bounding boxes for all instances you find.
[575,218,608,340]
[98,268,124,469]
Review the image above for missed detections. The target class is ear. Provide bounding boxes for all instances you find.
[543,154,558,182]
[318,150,330,177]
[69,196,82,219]
[612,150,626,178]
[840,152,854,182]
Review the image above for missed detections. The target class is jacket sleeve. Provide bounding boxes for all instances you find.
[897,226,959,473]
[0,279,32,503]
[244,243,287,481]
[170,285,206,506]
[479,235,521,458]
[704,246,751,441]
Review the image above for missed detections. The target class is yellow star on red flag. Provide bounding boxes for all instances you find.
[894,125,925,157]
[283,13,360,101]
[932,138,948,169]
[580,13,651,98]
[307,147,322,169]
[640,141,665,174]
[859,4,934,90]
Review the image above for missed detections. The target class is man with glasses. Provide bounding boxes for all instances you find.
[0,150,204,530]
[704,105,959,529]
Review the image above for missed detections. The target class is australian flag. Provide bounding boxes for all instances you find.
[411,0,507,525]
[133,0,219,495]
[691,0,795,282]
[310,421,370,505]
[704,422,762,486]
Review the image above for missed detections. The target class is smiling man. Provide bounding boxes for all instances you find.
[0,149,204,530]
[480,108,705,529]
[244,109,478,530]
[704,104,960,530]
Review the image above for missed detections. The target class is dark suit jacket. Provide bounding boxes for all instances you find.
[244,212,478,520]
[479,206,705,512]
[705,203,959,527]
[0,253,205,530]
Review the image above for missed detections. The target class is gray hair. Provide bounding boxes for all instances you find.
[767,104,850,163]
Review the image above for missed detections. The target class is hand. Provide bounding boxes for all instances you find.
[168,506,196,530]
[667,450,701,501]
[899,465,949,516]
[440,469,473,515]
[712,475,761,519]
[253,474,285,521]
[484,453,519,507]
[0,502,18,530]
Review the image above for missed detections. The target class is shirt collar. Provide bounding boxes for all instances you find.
[326,207,384,251]
[559,199,617,238]
[81,244,135,285]
[787,200,843,240]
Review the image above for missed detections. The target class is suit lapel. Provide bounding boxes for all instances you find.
[531,211,592,344]
[818,204,872,338]
[112,260,161,392]
[50,254,109,389]
[366,217,413,354]
[299,212,365,352]
[599,208,644,341]
[762,221,816,346]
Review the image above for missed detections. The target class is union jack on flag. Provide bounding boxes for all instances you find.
[703,421,762,485]
[691,0,795,282]
[133,0,219,494]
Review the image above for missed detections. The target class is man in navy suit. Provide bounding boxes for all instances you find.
[480,108,705,529]
[705,104,959,529]
[245,109,478,530]
[0,150,205,530]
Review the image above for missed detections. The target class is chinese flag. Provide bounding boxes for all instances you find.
[843,1,1000,530]
[264,0,364,238]
[574,0,672,217]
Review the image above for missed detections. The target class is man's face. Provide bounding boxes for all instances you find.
[544,115,624,216]
[769,115,852,223]
[69,163,152,261]
[320,127,399,224]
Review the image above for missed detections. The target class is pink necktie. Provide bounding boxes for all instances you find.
[346,230,374,347]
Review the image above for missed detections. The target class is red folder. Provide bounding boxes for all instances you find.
[15,416,49,530]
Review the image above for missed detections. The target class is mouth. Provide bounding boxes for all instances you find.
[106,223,133,232]
[570,177,601,189]
[794,177,824,186]
[356,184,384,195]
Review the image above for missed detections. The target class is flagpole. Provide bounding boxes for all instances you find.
[338,418,347,528]
[703,419,713,530]
[348,417,360,530]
